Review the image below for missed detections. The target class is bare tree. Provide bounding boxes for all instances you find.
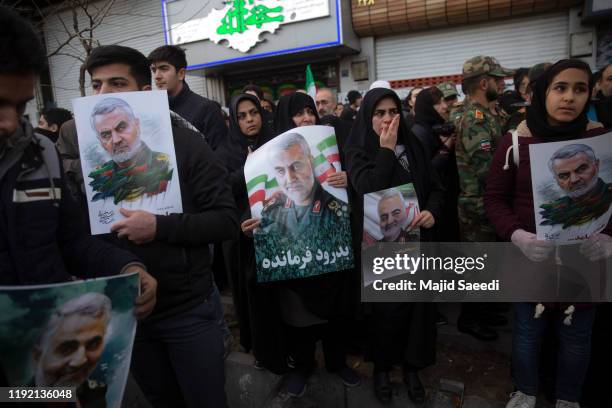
[6,0,116,96]
[5,0,211,100]
[46,0,116,96]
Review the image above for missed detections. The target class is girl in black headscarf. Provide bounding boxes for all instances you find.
[485,59,611,408]
[217,94,289,374]
[412,87,460,242]
[345,87,444,405]
[275,92,320,134]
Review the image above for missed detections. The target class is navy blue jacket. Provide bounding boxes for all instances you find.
[0,131,138,285]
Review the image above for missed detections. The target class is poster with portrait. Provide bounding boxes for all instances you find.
[361,184,420,287]
[530,132,612,243]
[73,90,182,235]
[0,273,139,408]
[363,183,420,245]
[244,125,354,282]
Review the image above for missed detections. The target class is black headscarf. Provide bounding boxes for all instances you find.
[274,92,320,134]
[345,87,411,161]
[594,90,612,129]
[219,93,274,171]
[413,87,446,128]
[526,59,593,140]
[344,87,445,243]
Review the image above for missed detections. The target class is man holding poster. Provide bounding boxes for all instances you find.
[0,7,156,311]
[0,10,157,407]
[56,43,237,408]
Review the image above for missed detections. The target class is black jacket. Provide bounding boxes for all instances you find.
[340,106,358,123]
[593,91,612,129]
[345,89,445,244]
[104,126,238,322]
[0,128,138,285]
[169,81,228,150]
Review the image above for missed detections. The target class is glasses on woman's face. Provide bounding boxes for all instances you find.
[373,108,399,118]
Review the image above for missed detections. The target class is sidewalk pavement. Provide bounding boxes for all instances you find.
[225,350,507,408]
[122,301,514,408]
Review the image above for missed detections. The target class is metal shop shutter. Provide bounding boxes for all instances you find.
[375,11,569,81]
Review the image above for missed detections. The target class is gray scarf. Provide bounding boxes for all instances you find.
[0,118,34,180]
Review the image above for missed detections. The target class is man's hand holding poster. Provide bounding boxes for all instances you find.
[72,91,182,235]
[244,125,353,282]
[530,132,612,244]
[0,273,139,408]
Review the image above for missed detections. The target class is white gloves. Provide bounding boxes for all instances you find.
[511,229,555,262]
[580,233,612,261]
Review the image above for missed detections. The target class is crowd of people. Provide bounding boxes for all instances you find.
[2,5,612,408]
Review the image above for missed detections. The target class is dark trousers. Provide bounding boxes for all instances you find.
[581,303,612,407]
[512,303,595,402]
[369,302,436,373]
[458,302,493,325]
[131,298,226,408]
[285,322,346,375]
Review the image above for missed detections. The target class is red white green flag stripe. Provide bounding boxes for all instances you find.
[245,133,341,212]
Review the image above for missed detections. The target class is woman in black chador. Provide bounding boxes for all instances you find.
[345,87,444,405]
[216,94,289,373]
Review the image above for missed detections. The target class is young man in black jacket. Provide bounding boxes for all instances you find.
[0,8,156,311]
[56,45,238,408]
[148,45,227,150]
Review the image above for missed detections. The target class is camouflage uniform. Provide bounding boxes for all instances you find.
[88,143,173,205]
[255,183,353,282]
[437,81,459,99]
[456,56,512,242]
[450,101,467,126]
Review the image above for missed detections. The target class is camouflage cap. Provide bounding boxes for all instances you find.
[437,81,458,98]
[462,56,514,79]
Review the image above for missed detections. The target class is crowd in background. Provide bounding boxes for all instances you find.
[3,5,612,408]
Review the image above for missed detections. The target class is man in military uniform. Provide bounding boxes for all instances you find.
[377,190,418,243]
[437,81,459,110]
[449,79,469,126]
[455,56,512,341]
[258,132,352,280]
[88,97,173,205]
[456,55,511,242]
